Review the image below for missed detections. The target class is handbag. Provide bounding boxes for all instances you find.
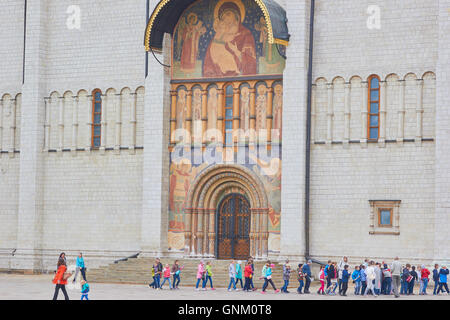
[62,272,72,281]
[406,275,413,283]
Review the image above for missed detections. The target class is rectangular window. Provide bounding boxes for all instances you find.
[369,200,401,235]
[379,209,392,227]
[368,75,380,141]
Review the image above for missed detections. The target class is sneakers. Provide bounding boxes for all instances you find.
[261,291,266,294]
[275,289,280,293]
[211,288,215,290]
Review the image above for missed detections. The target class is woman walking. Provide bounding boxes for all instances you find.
[73,252,87,283]
[195,260,206,291]
[52,258,70,300]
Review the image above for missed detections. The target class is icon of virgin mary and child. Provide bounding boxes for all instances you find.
[203,0,257,77]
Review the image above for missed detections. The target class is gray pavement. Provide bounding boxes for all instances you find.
[1,274,448,300]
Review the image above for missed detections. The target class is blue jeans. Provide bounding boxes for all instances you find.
[281,280,289,292]
[297,279,304,293]
[421,278,428,294]
[203,275,213,288]
[154,275,161,289]
[354,281,361,295]
[384,277,392,295]
[249,277,254,289]
[228,277,236,290]
[433,280,439,294]
[81,293,88,300]
[408,279,415,294]
[160,277,172,289]
[400,280,407,294]
[236,278,243,288]
[173,274,180,288]
[196,278,203,289]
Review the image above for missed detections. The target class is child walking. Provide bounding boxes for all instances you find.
[235,261,244,289]
[80,280,90,300]
[297,264,304,294]
[228,260,237,291]
[261,264,279,294]
[352,266,361,295]
[196,260,206,291]
[172,260,183,290]
[203,261,215,290]
[341,265,350,296]
[317,266,325,295]
[244,261,253,292]
[160,264,173,289]
[281,263,291,293]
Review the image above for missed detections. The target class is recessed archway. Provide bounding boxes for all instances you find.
[184,164,269,259]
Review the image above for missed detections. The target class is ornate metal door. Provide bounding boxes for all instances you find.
[216,194,251,260]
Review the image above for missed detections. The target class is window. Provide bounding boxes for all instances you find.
[92,89,102,148]
[378,209,392,227]
[369,200,401,235]
[368,75,380,141]
[223,85,234,145]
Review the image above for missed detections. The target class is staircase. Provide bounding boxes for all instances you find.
[88,258,306,289]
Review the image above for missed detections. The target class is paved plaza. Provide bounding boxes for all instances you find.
[1,274,448,300]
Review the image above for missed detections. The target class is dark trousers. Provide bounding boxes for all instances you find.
[53,284,69,300]
[341,281,348,295]
[437,283,449,294]
[326,277,331,289]
[173,274,180,288]
[262,278,277,291]
[297,279,304,293]
[244,277,251,291]
[304,276,311,293]
[338,279,342,293]
[361,280,367,295]
[236,278,243,288]
[433,280,439,294]
[408,279,415,294]
[249,277,255,289]
[80,268,87,281]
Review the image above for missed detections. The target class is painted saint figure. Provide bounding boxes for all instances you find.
[256,84,267,131]
[207,87,218,141]
[176,89,187,130]
[240,86,250,132]
[272,84,283,141]
[192,87,203,143]
[203,1,257,77]
[179,13,206,74]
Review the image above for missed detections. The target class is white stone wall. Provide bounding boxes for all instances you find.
[0,0,24,94]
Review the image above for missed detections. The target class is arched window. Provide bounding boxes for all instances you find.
[223,85,234,145]
[92,89,102,148]
[368,75,380,141]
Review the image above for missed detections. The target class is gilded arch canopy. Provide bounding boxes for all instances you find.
[144,0,290,52]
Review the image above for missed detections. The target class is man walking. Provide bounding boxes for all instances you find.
[391,256,402,298]
[302,260,312,294]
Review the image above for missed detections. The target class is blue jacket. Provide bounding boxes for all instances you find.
[76,257,85,268]
[433,269,440,282]
[439,268,449,283]
[360,269,367,282]
[302,264,311,277]
[342,269,350,283]
[352,270,361,282]
[324,264,329,277]
[265,267,273,278]
[81,283,90,294]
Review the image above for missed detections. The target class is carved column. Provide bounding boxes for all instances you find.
[249,87,256,145]
[208,208,215,257]
[115,93,122,154]
[233,87,240,143]
[201,89,208,145]
[217,88,224,144]
[397,80,405,143]
[197,208,204,256]
[71,96,79,154]
[186,89,193,145]
[415,79,424,145]
[129,93,137,154]
[266,87,274,146]
[85,95,93,152]
[184,208,192,255]
[379,81,387,147]
[360,82,368,148]
[343,83,351,147]
[169,90,177,145]
[249,209,257,258]
[311,85,316,144]
[326,83,334,146]
[9,98,16,157]
[58,96,64,152]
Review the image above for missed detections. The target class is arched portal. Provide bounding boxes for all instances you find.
[185,164,269,259]
[216,193,251,260]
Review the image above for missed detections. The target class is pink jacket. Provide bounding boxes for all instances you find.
[197,263,205,279]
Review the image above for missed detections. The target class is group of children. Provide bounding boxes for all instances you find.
[147,256,449,297]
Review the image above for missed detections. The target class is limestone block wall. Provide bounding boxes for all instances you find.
[0,0,24,94]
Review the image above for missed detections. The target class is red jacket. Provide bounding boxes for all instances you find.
[421,268,430,279]
[244,265,253,278]
[53,265,68,285]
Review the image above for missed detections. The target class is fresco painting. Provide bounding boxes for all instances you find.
[173,0,286,80]
[167,151,282,254]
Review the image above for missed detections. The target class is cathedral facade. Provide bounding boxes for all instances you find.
[0,0,449,272]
